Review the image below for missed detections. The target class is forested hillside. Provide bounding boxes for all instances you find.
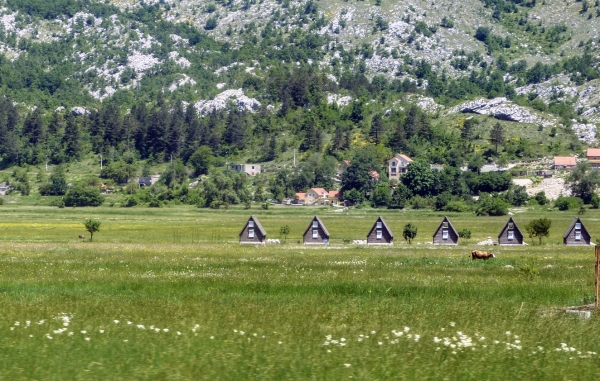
[0,0,599,210]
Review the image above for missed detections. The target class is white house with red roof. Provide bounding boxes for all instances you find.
[295,188,341,205]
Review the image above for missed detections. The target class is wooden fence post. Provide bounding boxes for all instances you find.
[595,244,600,309]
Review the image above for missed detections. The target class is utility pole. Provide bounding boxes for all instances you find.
[100,154,103,171]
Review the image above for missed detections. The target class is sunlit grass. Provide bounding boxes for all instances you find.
[0,207,599,379]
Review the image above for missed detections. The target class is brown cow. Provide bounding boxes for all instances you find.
[471,250,496,260]
[78,235,85,239]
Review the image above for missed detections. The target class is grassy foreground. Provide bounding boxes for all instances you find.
[1,206,600,380]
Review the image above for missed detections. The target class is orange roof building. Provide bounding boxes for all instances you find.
[587,149,600,168]
[553,156,576,169]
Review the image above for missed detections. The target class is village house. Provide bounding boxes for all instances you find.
[366,216,393,245]
[563,217,592,246]
[497,217,524,246]
[239,215,267,244]
[138,175,160,187]
[552,156,576,171]
[432,216,459,245]
[293,193,306,205]
[388,153,413,181]
[303,216,330,245]
[231,163,261,176]
[586,148,600,169]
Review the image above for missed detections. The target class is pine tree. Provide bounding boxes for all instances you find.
[389,123,406,153]
[489,122,505,154]
[23,108,45,145]
[62,114,80,160]
[369,113,384,144]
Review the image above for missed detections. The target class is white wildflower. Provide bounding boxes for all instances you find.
[344,364,351,368]
[85,337,91,341]
[114,320,119,324]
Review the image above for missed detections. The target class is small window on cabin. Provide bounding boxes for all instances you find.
[391,161,397,167]
[376,230,382,240]
[313,229,318,238]
[252,166,255,169]
[575,231,582,241]
[575,223,581,230]
[249,221,254,228]
[442,230,449,239]
[508,223,514,229]
[443,222,448,228]
[508,231,514,240]
[249,229,254,238]
[377,222,382,229]
[313,221,318,228]
[391,167,397,173]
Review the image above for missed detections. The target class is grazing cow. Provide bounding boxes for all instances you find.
[78,235,85,239]
[471,250,496,260]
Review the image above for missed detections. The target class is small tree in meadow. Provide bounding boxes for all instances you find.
[403,223,418,244]
[525,218,551,245]
[279,225,291,241]
[84,219,101,241]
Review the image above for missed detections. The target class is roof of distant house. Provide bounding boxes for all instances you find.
[393,153,413,162]
[328,190,340,198]
[554,156,576,166]
[296,193,306,201]
[369,170,380,179]
[310,188,328,196]
[586,148,600,157]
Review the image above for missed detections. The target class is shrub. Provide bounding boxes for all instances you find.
[475,197,509,216]
[444,201,470,212]
[205,17,217,30]
[591,193,600,209]
[63,185,104,207]
[534,191,548,205]
[458,229,472,239]
[554,196,583,211]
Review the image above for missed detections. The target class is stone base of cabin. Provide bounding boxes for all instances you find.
[366,243,393,246]
[240,241,266,244]
[303,242,329,245]
[433,243,458,246]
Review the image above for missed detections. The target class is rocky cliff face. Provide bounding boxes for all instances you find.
[1,0,599,141]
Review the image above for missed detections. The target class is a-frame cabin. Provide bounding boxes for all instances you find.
[366,216,394,245]
[498,217,524,245]
[432,216,459,245]
[563,217,592,246]
[303,216,330,245]
[239,215,267,244]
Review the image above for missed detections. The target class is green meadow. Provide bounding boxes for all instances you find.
[1,205,600,380]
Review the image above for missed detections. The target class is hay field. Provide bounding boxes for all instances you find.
[1,206,599,380]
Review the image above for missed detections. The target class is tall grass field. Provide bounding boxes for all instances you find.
[1,205,599,380]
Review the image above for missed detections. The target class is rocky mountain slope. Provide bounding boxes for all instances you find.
[0,0,599,144]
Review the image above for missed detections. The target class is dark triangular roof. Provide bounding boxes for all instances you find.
[303,216,330,237]
[497,216,523,239]
[432,216,458,238]
[239,215,267,237]
[563,217,590,239]
[366,216,394,238]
